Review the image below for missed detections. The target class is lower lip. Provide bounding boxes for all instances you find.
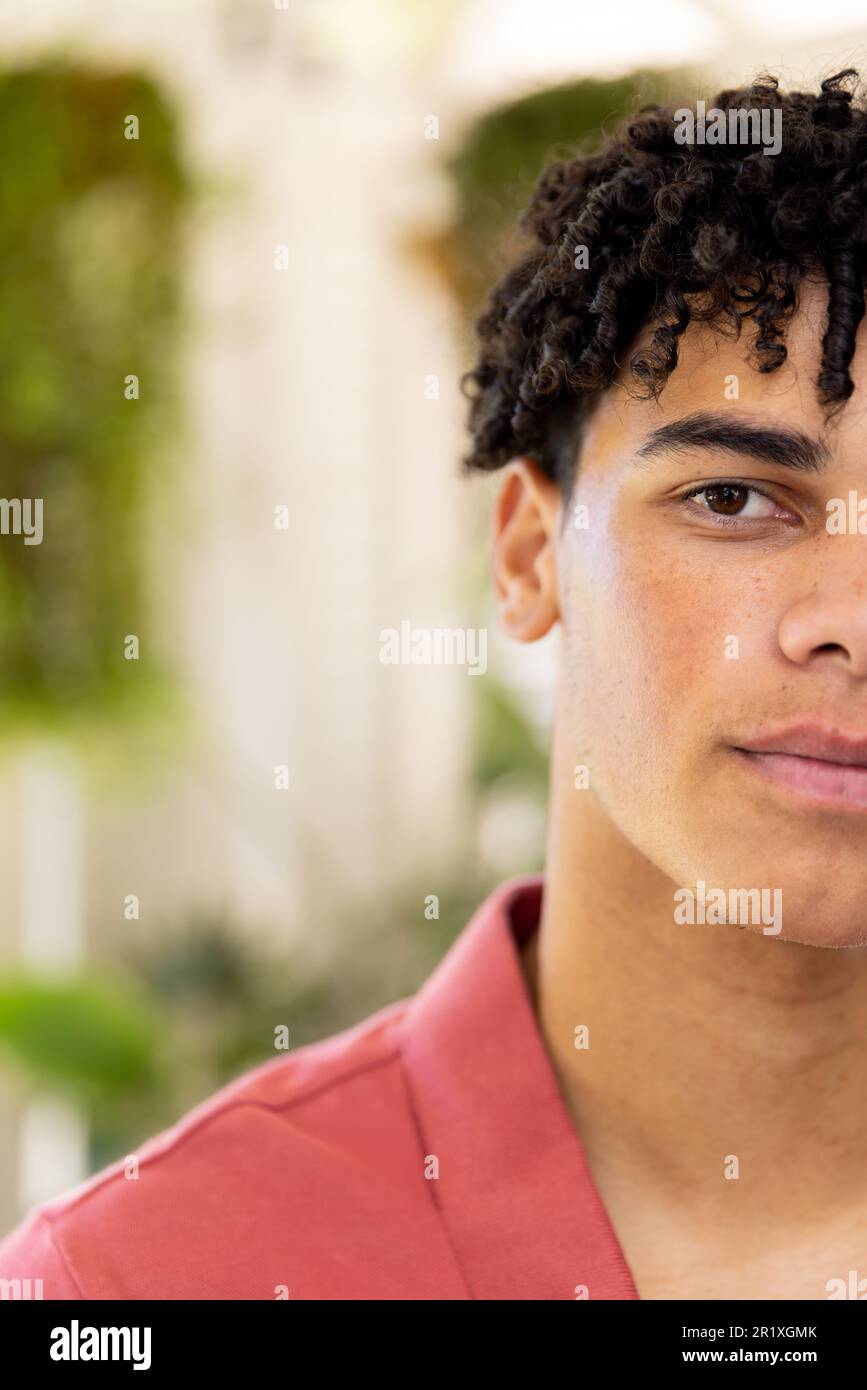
[734,748,867,811]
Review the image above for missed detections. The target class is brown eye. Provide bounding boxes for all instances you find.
[703,484,749,515]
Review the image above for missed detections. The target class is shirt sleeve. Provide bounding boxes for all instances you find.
[0,1209,84,1299]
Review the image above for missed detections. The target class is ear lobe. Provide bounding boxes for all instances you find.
[492,458,561,642]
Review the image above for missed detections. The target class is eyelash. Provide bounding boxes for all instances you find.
[676,480,793,528]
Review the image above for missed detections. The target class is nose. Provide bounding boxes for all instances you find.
[778,539,867,677]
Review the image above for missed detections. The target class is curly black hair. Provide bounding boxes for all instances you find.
[462,70,867,495]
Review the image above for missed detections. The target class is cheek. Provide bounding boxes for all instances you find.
[562,510,760,793]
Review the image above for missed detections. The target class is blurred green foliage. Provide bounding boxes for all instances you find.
[444,72,672,321]
[0,881,498,1171]
[0,72,691,1179]
[473,675,548,794]
[0,64,191,739]
[0,974,157,1100]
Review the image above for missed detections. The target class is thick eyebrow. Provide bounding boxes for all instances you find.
[635,411,830,473]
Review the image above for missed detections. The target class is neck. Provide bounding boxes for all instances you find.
[530,715,867,1238]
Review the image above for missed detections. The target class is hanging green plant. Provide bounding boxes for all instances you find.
[0,64,192,741]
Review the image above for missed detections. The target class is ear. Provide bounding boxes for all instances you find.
[492,458,562,642]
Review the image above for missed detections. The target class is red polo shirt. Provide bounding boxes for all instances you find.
[0,876,639,1300]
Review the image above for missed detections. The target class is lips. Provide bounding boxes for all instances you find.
[735,723,867,767]
[733,723,867,810]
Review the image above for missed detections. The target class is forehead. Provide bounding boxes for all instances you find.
[579,277,867,469]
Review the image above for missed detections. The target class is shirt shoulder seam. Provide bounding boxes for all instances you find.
[38,1211,87,1299]
[48,1043,404,1227]
[393,1029,476,1301]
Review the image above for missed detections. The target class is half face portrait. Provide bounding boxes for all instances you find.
[1,8,867,1333]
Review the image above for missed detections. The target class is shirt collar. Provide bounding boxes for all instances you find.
[398,874,640,1300]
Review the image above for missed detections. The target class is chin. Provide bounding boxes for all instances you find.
[781,929,867,950]
[730,897,867,950]
[780,919,867,950]
[663,834,867,948]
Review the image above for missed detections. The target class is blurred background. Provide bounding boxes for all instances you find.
[1,0,866,1237]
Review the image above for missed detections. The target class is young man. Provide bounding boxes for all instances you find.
[3,70,867,1301]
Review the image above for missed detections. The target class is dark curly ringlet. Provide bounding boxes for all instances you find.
[461,70,867,499]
